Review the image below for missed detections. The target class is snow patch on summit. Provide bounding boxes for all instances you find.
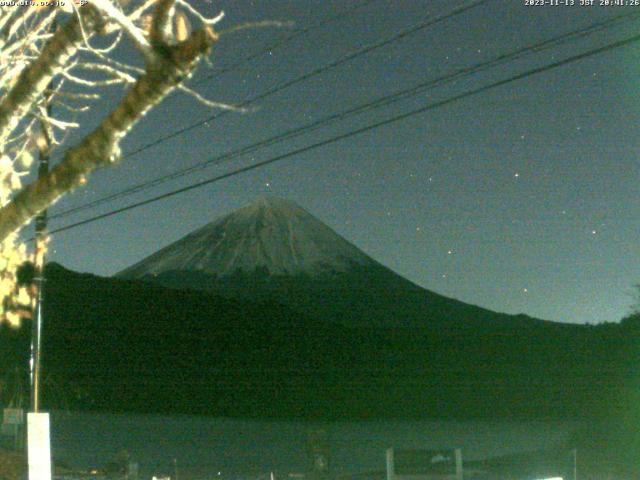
[118,197,377,278]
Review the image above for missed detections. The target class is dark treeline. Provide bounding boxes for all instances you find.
[0,263,637,422]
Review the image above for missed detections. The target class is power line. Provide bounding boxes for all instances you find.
[50,9,640,221]
[192,0,382,86]
[107,0,492,159]
[50,0,492,220]
[46,30,640,237]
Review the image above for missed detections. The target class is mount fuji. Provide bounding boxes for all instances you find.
[118,196,544,329]
[119,196,377,278]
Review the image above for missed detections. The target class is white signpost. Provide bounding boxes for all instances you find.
[27,412,52,480]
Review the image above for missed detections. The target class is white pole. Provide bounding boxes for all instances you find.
[27,412,52,480]
[386,448,394,480]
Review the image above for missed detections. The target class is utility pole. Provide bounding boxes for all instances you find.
[26,119,53,480]
[29,100,52,413]
[29,13,57,413]
[27,43,55,480]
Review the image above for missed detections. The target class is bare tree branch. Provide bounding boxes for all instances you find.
[89,0,151,53]
[0,7,105,147]
[150,0,177,45]
[0,28,217,241]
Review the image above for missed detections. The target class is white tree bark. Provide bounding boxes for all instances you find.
[0,28,216,242]
[0,7,104,147]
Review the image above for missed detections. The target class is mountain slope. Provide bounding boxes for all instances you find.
[119,197,377,278]
[118,197,552,329]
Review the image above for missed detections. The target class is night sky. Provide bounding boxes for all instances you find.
[40,0,640,324]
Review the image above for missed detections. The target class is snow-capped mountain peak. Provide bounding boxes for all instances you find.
[118,196,377,278]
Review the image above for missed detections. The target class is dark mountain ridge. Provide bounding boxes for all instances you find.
[118,197,556,330]
[0,263,636,423]
[144,265,554,331]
